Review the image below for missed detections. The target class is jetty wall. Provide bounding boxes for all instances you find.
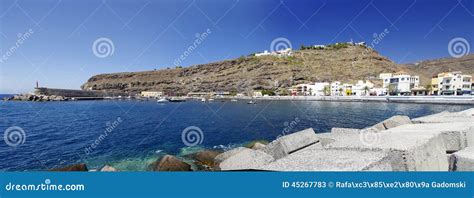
[34,87,127,98]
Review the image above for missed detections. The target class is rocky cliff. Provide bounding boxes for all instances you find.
[81,45,474,94]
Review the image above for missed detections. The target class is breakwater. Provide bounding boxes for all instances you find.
[34,87,127,98]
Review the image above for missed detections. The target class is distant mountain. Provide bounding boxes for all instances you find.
[81,45,474,95]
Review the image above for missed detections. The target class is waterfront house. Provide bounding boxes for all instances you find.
[370,87,388,96]
[411,87,429,96]
[435,71,472,95]
[352,80,374,96]
[313,82,330,96]
[379,73,393,88]
[253,91,263,97]
[386,72,420,96]
[140,91,163,98]
[330,81,343,96]
[341,83,353,96]
[430,75,439,95]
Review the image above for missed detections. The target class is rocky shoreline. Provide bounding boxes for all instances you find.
[49,108,474,172]
[4,94,67,102]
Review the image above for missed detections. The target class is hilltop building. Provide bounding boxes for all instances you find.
[255,48,293,57]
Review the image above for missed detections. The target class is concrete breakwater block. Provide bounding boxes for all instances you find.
[388,122,474,152]
[322,129,448,171]
[217,147,274,171]
[262,128,320,160]
[262,144,392,171]
[412,108,474,123]
[449,147,474,171]
[371,115,412,131]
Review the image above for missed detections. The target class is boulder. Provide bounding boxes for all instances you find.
[50,163,88,171]
[262,128,320,159]
[251,142,266,150]
[151,155,192,171]
[449,147,474,171]
[218,148,274,171]
[187,150,222,168]
[100,165,117,172]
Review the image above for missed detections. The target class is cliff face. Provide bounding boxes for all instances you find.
[81,45,474,94]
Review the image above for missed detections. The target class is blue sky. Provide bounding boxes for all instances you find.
[0,0,473,93]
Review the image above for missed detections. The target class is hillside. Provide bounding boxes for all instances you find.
[81,45,474,95]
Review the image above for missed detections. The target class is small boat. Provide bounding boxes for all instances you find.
[247,100,257,104]
[169,97,186,102]
[157,98,169,103]
[208,98,214,101]
[201,98,206,102]
[230,99,238,102]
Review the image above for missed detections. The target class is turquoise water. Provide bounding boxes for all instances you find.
[0,99,472,171]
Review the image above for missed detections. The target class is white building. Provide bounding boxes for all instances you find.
[313,82,330,96]
[314,45,326,49]
[330,81,342,96]
[255,48,293,57]
[387,72,420,95]
[255,50,271,57]
[352,80,375,96]
[141,91,163,98]
[437,71,472,95]
[370,88,388,96]
[379,73,393,88]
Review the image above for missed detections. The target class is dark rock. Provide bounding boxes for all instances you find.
[50,163,88,171]
[151,155,192,171]
[187,150,222,170]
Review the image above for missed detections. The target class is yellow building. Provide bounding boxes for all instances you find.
[430,75,439,95]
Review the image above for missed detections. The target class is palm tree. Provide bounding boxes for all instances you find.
[388,84,397,96]
[363,86,370,96]
[323,86,330,96]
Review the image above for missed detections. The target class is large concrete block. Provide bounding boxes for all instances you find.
[262,128,320,159]
[262,144,392,171]
[218,148,274,171]
[449,147,474,171]
[371,115,412,131]
[412,110,474,124]
[389,122,474,152]
[323,129,448,171]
